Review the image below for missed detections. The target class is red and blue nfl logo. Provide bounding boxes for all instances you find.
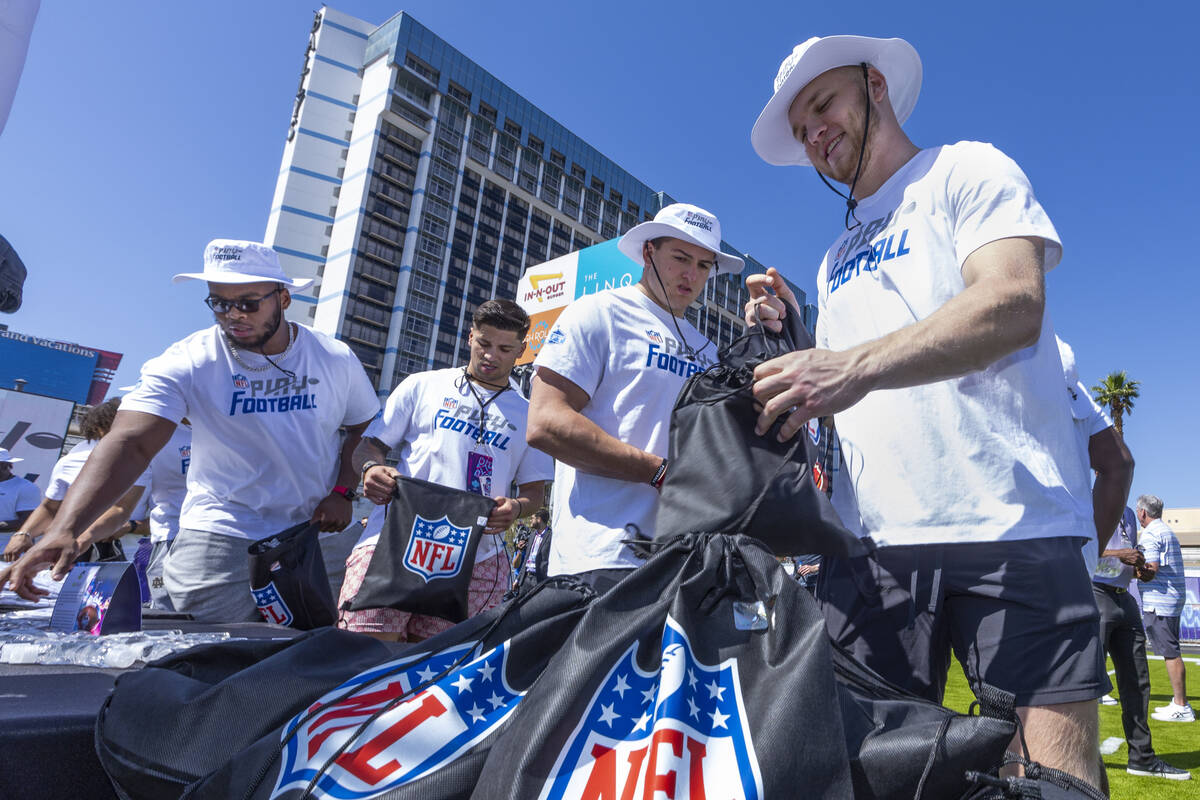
[540,615,763,799]
[402,515,471,582]
[232,373,250,390]
[252,582,294,626]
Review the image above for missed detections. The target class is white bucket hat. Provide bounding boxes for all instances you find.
[1056,336,1097,421]
[0,447,23,464]
[173,239,314,290]
[751,35,922,167]
[617,203,744,276]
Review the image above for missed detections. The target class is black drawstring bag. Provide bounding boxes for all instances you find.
[471,534,1019,800]
[248,521,336,630]
[655,306,870,558]
[344,476,496,623]
[128,578,596,800]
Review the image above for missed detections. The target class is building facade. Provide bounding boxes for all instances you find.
[265,7,813,393]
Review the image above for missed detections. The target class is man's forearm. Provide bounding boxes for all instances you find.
[44,414,168,540]
[75,486,143,549]
[1088,428,1134,552]
[528,408,659,483]
[514,482,546,516]
[337,424,370,488]
[351,436,390,476]
[852,248,1045,394]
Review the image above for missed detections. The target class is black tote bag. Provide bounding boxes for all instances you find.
[248,520,337,630]
[345,476,496,622]
[655,304,869,558]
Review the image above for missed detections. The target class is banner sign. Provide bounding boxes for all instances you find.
[0,387,75,491]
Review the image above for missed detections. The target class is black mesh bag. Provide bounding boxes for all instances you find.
[344,476,496,623]
[248,520,336,630]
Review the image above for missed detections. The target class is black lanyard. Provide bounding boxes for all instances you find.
[460,368,510,446]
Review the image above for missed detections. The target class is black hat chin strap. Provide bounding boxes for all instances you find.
[816,62,872,230]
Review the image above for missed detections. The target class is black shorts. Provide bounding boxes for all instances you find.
[1142,610,1182,659]
[817,536,1108,707]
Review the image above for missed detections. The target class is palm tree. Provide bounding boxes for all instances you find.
[1092,371,1140,437]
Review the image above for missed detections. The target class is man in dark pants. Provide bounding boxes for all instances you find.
[1094,508,1190,780]
[1061,338,1188,780]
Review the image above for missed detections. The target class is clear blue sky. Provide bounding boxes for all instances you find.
[2,1,1197,506]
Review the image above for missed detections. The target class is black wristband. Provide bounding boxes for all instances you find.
[650,458,669,489]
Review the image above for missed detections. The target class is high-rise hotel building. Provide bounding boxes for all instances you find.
[266,7,814,392]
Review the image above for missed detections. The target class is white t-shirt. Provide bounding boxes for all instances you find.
[46,440,152,502]
[533,284,714,574]
[121,324,379,540]
[354,368,552,561]
[815,141,1091,547]
[141,425,192,543]
[0,475,40,523]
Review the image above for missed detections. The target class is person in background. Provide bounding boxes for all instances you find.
[2,399,149,566]
[0,447,39,539]
[1135,494,1194,724]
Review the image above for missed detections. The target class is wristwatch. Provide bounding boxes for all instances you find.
[360,460,382,480]
[332,485,359,501]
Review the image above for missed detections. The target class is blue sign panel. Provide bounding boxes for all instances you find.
[574,239,639,300]
[0,332,99,404]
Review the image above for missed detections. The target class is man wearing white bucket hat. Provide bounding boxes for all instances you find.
[0,448,39,538]
[3,240,379,622]
[528,203,743,591]
[745,37,1106,787]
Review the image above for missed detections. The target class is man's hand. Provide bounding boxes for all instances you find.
[744,267,800,333]
[745,267,871,441]
[311,493,353,532]
[2,531,32,562]
[2,529,82,600]
[362,465,398,505]
[485,497,522,534]
[752,349,871,442]
[796,563,819,577]
[1111,548,1144,567]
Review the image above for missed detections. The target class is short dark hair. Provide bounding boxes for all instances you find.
[533,508,550,525]
[473,298,530,338]
[81,397,121,441]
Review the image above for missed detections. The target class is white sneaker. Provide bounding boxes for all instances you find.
[1099,693,1119,706]
[1151,702,1195,722]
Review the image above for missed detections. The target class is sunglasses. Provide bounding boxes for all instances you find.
[204,287,281,314]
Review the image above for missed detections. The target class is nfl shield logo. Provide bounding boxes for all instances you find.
[646,329,663,344]
[232,373,250,389]
[402,515,471,582]
[540,615,764,799]
[252,582,294,626]
[443,397,458,410]
[272,641,524,799]
[806,418,821,446]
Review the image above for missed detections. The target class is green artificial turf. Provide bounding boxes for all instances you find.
[943,658,1198,798]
